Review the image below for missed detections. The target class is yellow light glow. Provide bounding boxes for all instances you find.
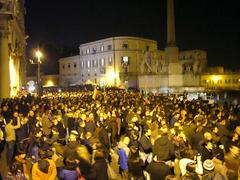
[106,70,119,86]
[44,80,55,87]
[212,75,220,82]
[35,50,42,59]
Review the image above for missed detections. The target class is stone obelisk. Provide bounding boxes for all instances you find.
[167,0,176,46]
[165,0,182,87]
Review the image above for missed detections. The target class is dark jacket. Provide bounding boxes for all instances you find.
[93,158,109,180]
[153,135,175,161]
[139,135,152,154]
[63,141,80,159]
[146,161,172,180]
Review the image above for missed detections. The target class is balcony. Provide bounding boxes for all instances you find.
[0,0,13,18]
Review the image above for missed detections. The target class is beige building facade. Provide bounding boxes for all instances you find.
[0,0,26,98]
[201,67,240,90]
[59,37,158,88]
[59,55,80,87]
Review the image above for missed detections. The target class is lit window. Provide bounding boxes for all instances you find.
[87,60,91,68]
[108,57,112,65]
[100,46,104,52]
[122,56,129,63]
[94,59,98,67]
[86,49,90,54]
[101,58,105,67]
[233,79,238,84]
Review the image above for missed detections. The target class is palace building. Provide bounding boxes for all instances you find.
[0,0,26,98]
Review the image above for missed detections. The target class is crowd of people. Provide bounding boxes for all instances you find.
[0,89,240,180]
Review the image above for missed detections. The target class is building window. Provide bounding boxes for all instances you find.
[81,61,84,68]
[86,49,90,54]
[101,58,105,67]
[122,56,129,64]
[87,60,91,68]
[68,64,71,68]
[233,79,238,84]
[93,47,97,54]
[108,57,112,65]
[107,45,112,50]
[100,67,106,74]
[146,45,150,51]
[225,79,231,84]
[62,65,65,69]
[74,64,77,68]
[100,46,104,52]
[93,59,98,67]
[122,43,128,49]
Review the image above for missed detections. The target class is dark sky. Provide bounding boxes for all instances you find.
[25,0,240,74]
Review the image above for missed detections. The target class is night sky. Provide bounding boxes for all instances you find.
[25,0,240,75]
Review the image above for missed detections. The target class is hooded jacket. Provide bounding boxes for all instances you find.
[32,159,57,180]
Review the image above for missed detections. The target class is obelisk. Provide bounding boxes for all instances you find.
[165,0,182,87]
[167,0,176,46]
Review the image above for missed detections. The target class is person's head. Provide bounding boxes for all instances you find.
[94,150,105,160]
[144,128,151,137]
[204,132,212,141]
[213,127,219,134]
[76,145,91,163]
[123,136,130,146]
[186,162,197,173]
[203,159,215,171]
[85,132,92,139]
[29,110,34,117]
[64,157,77,170]
[229,145,239,158]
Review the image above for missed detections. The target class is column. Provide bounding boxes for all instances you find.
[0,30,10,98]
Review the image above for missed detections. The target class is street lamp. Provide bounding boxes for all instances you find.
[35,49,42,95]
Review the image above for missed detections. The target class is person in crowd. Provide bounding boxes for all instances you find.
[93,150,109,180]
[117,136,130,179]
[5,117,21,166]
[145,155,173,180]
[31,149,57,180]
[139,128,153,165]
[58,157,78,180]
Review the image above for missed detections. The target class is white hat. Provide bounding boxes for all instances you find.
[70,130,79,136]
[203,159,214,171]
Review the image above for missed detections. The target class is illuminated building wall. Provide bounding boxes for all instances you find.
[59,55,80,87]
[201,71,240,90]
[0,0,26,98]
[59,36,158,88]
